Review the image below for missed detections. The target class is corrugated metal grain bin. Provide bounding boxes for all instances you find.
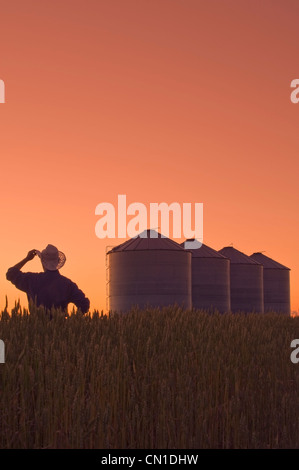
[181,239,231,313]
[107,229,192,312]
[218,246,264,313]
[250,252,290,315]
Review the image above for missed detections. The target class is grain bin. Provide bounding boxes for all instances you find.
[181,239,231,313]
[107,229,192,312]
[218,246,264,313]
[250,252,290,315]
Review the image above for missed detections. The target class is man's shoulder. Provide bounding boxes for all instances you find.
[7,267,41,278]
[6,268,42,285]
[55,272,76,286]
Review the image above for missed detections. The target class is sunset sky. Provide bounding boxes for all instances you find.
[1,0,299,313]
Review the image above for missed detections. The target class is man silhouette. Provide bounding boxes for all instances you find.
[6,244,90,314]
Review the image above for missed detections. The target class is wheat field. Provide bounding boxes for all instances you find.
[1,302,299,449]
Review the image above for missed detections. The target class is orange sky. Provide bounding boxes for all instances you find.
[1,0,299,313]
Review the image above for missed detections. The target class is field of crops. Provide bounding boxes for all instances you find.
[1,302,299,449]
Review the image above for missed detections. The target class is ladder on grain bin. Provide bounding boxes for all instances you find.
[105,246,115,313]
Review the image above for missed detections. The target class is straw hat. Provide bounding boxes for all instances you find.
[36,244,66,271]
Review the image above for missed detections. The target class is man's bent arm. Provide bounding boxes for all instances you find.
[68,282,90,314]
[7,250,37,272]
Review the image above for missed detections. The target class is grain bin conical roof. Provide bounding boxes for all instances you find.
[250,252,290,270]
[108,229,185,252]
[218,246,261,265]
[181,239,227,258]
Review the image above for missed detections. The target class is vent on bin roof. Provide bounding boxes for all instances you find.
[250,252,290,270]
[218,246,260,265]
[182,239,227,258]
[108,229,186,252]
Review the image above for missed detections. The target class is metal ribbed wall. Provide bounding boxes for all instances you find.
[250,252,290,315]
[107,230,192,313]
[218,246,264,313]
[181,239,230,313]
